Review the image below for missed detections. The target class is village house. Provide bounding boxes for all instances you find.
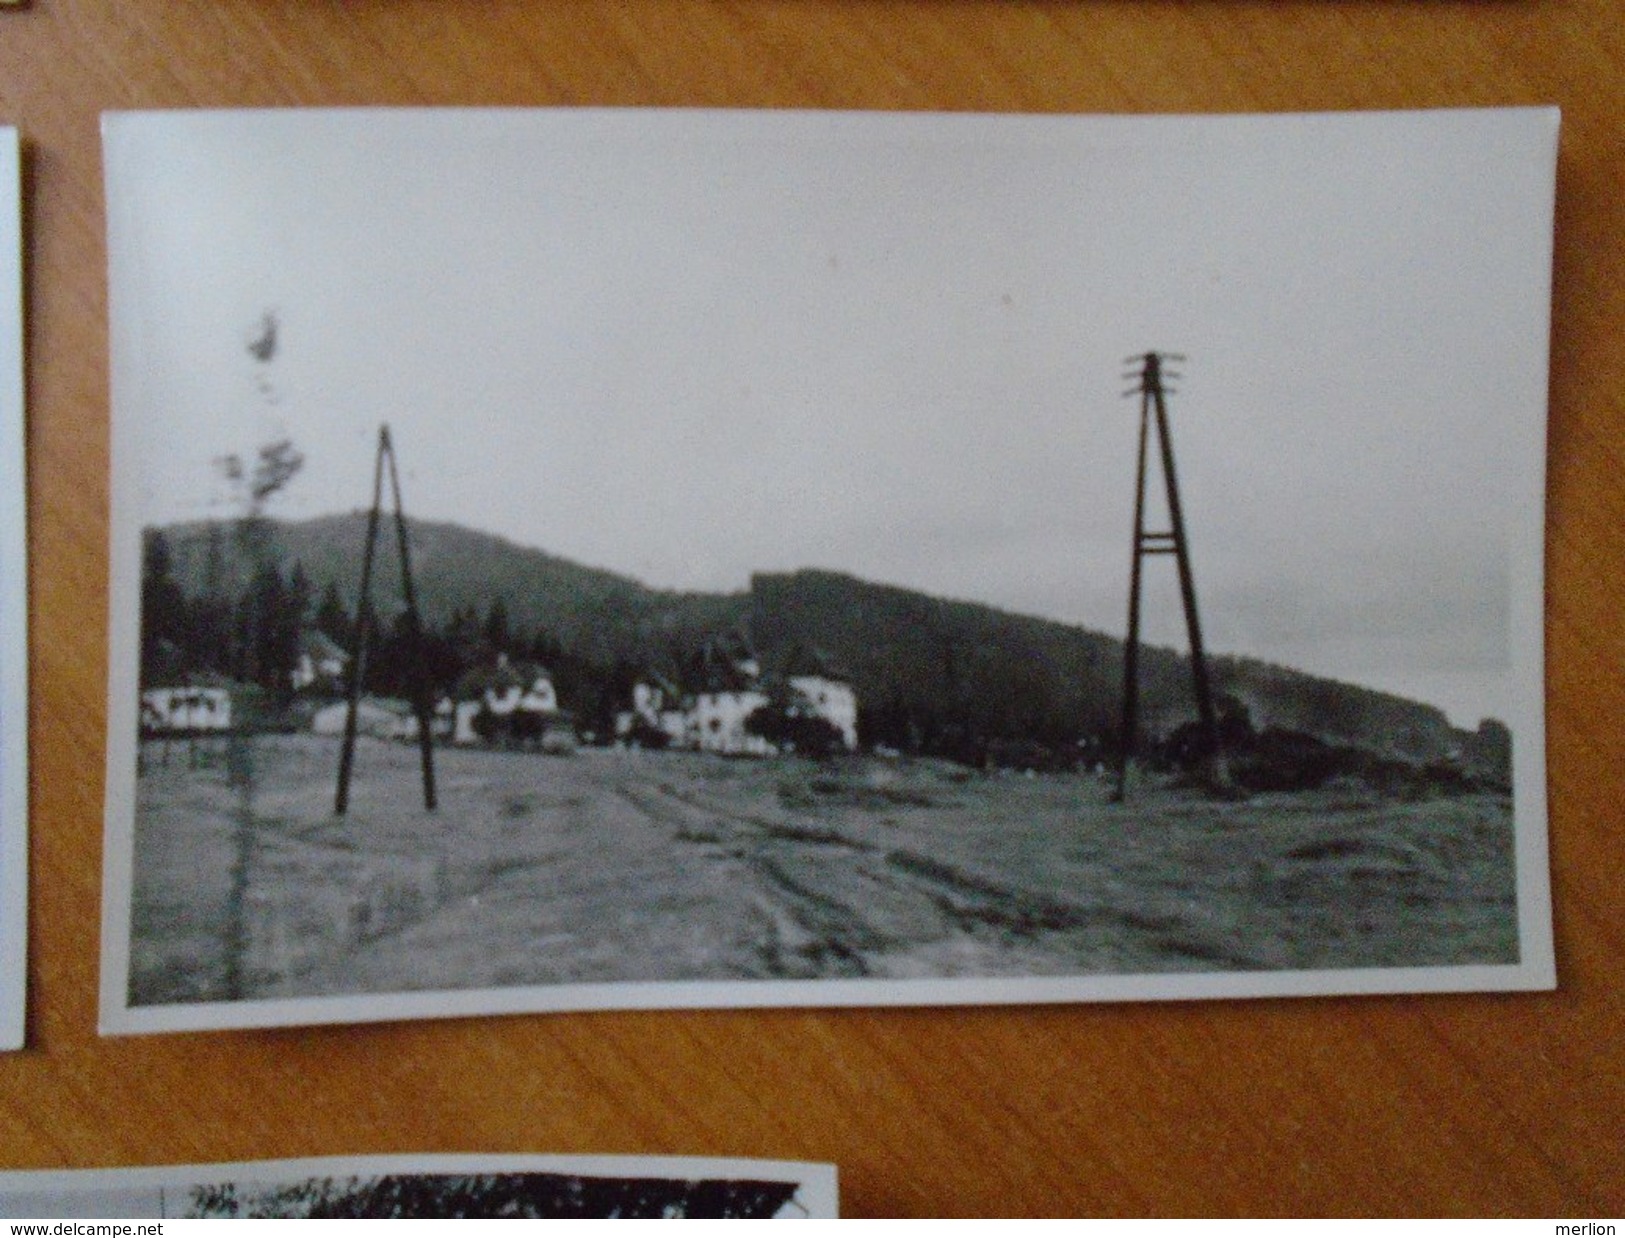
[618,645,858,756]
[452,655,574,751]
[692,684,773,755]
[140,683,233,736]
[615,676,692,748]
[289,630,350,694]
[786,674,858,750]
[781,645,859,752]
[670,648,769,755]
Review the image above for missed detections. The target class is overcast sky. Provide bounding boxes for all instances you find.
[104,108,1556,727]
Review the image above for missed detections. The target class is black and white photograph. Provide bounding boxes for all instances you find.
[0,125,26,1051]
[0,1153,838,1218]
[101,107,1556,1034]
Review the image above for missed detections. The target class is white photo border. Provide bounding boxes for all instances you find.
[99,106,1557,1036]
[0,126,28,1051]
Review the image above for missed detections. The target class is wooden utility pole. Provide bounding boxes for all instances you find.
[1114,352,1221,801]
[335,424,438,815]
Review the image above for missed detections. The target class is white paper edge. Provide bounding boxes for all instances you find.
[96,106,1560,1038]
[0,1153,839,1218]
[0,126,27,1052]
[1510,108,1558,995]
[100,112,147,1035]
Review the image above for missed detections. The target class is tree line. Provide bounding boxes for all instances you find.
[140,525,1115,763]
[141,525,311,697]
[140,527,641,739]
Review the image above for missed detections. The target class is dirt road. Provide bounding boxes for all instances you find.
[127,736,1518,1004]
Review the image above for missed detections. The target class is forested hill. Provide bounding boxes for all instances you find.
[146,513,1471,764]
[749,570,1465,765]
[153,512,748,667]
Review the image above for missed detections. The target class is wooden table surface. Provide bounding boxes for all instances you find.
[2,0,1621,1218]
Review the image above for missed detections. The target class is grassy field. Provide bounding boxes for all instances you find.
[127,735,1519,1005]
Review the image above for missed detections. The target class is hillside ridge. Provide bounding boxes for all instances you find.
[146,512,1478,764]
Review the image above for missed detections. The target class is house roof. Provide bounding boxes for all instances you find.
[298,629,350,663]
[697,660,757,693]
[638,671,684,701]
[453,656,554,699]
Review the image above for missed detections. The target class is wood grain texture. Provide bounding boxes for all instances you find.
[1,0,1620,1217]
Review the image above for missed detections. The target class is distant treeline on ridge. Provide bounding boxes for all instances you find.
[139,512,1500,774]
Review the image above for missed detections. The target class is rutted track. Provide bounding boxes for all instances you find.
[595,766,1270,978]
[129,737,1520,1003]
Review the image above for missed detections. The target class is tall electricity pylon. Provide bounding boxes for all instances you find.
[334,423,437,815]
[1114,351,1220,801]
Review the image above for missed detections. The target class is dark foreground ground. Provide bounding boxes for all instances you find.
[127,735,1519,1005]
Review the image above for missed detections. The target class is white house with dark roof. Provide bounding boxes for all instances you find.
[689,649,772,755]
[617,676,694,748]
[619,642,858,756]
[140,683,233,735]
[692,685,773,755]
[451,655,572,748]
[290,630,350,694]
[780,644,859,751]
[787,674,858,751]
